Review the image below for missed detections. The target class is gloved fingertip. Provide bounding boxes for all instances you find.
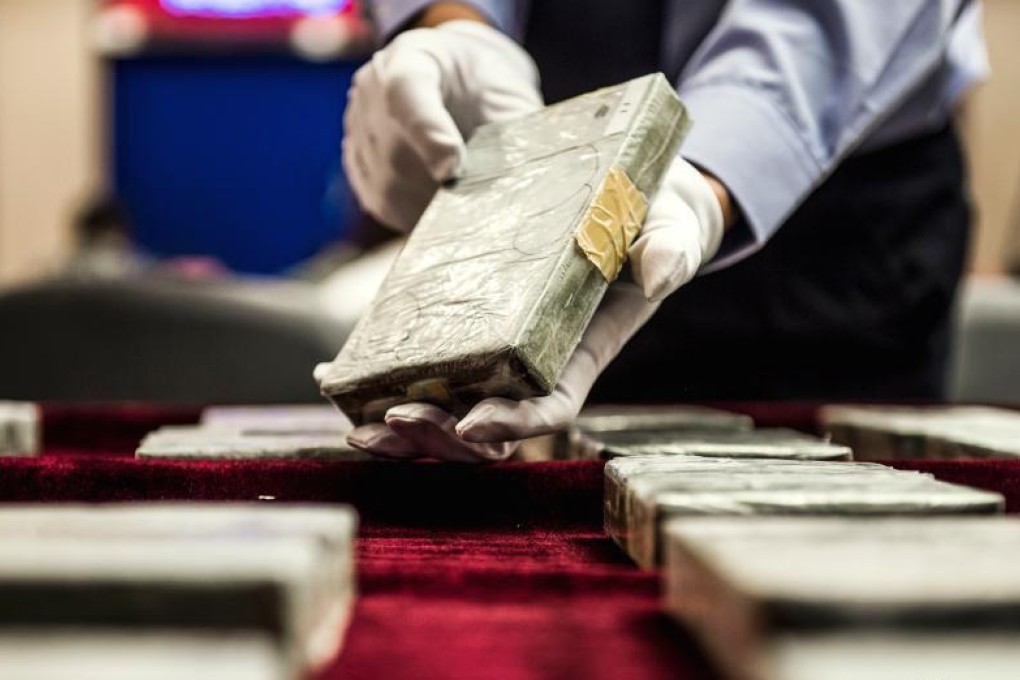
[454,421,491,443]
[385,402,432,421]
[457,400,520,442]
[346,427,416,458]
[480,444,517,462]
[457,401,495,427]
[312,362,331,383]
[459,413,538,444]
[632,233,700,302]
[641,275,672,303]
[426,146,464,183]
[345,433,376,452]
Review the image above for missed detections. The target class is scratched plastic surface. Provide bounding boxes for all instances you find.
[821,405,1020,460]
[594,428,853,461]
[603,456,919,561]
[662,517,1020,680]
[320,74,689,424]
[601,455,1004,568]
[665,516,1020,610]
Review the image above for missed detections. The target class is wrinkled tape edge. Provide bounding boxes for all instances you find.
[574,166,649,282]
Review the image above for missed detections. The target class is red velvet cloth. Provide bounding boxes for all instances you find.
[4,404,1020,680]
[337,525,716,680]
[41,403,202,456]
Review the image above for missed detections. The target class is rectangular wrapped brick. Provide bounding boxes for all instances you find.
[319,74,689,424]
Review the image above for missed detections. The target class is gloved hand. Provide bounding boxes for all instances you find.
[342,20,543,232]
[345,157,726,462]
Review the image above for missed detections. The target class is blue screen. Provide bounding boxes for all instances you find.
[113,55,361,274]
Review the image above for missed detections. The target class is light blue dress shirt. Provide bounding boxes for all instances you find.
[368,0,988,265]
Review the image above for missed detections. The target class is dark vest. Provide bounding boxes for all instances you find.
[524,0,665,104]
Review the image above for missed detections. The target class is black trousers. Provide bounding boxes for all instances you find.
[589,124,972,403]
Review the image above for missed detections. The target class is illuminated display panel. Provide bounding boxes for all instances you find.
[100,0,362,46]
[161,0,351,18]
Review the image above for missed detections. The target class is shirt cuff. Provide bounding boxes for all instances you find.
[370,1,516,40]
[678,82,823,272]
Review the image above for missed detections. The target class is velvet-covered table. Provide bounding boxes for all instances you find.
[3,404,1019,680]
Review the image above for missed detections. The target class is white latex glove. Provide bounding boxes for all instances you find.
[343,20,543,232]
[345,157,726,462]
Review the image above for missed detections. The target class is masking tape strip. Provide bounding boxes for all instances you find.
[574,166,649,282]
[406,378,454,405]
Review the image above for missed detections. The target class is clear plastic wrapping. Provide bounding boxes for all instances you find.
[559,404,753,459]
[584,427,852,462]
[0,633,286,680]
[603,456,907,564]
[319,74,690,424]
[821,405,1020,460]
[0,401,39,457]
[603,455,1003,568]
[136,425,369,461]
[575,404,754,436]
[663,517,1020,680]
[0,503,358,674]
[200,405,352,435]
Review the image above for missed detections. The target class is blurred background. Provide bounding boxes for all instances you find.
[0,0,381,403]
[0,0,1019,404]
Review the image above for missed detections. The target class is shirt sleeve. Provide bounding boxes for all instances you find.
[368,0,518,40]
[677,0,969,269]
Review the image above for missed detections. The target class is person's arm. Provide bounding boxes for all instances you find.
[676,0,969,269]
